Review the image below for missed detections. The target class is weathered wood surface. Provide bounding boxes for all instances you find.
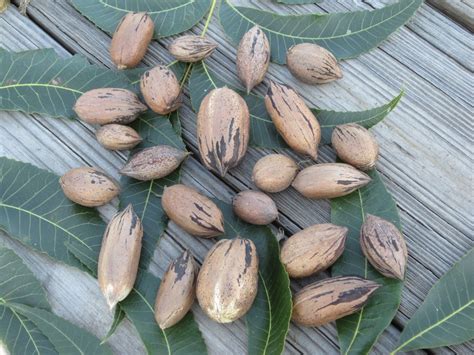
[0,0,473,354]
[427,0,474,30]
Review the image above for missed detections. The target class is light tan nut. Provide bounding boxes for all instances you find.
[286,43,342,85]
[292,276,380,327]
[140,65,182,114]
[110,12,154,70]
[360,214,408,280]
[196,238,258,323]
[292,163,371,199]
[96,124,142,151]
[154,250,197,329]
[331,123,379,171]
[98,204,143,309]
[59,167,120,207]
[264,80,320,159]
[280,224,347,278]
[168,35,217,62]
[162,184,225,238]
[236,25,270,93]
[119,145,189,181]
[252,154,298,193]
[197,87,250,177]
[232,190,278,225]
[73,88,147,125]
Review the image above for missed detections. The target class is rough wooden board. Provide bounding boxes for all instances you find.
[427,0,474,30]
[1,1,473,354]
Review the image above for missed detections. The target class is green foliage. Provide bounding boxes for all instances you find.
[331,170,403,354]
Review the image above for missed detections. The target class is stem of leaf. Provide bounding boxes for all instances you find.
[201,0,217,37]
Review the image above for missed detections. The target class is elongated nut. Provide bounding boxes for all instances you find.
[168,35,217,62]
[162,184,225,238]
[292,163,371,199]
[197,87,250,177]
[60,167,120,207]
[236,25,270,93]
[140,65,182,114]
[98,205,143,309]
[110,12,154,69]
[96,124,142,151]
[197,238,258,323]
[155,250,197,329]
[233,190,278,225]
[120,145,189,181]
[264,81,320,159]
[331,123,379,171]
[286,43,342,85]
[252,154,298,193]
[280,224,347,278]
[292,276,380,327]
[74,88,147,125]
[360,214,408,280]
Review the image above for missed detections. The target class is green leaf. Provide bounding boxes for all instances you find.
[331,170,403,355]
[121,271,207,354]
[0,157,106,273]
[219,0,423,63]
[190,61,402,147]
[316,91,403,144]
[393,249,474,352]
[215,201,292,355]
[0,49,130,118]
[0,247,55,355]
[71,0,213,38]
[101,307,126,344]
[7,303,112,355]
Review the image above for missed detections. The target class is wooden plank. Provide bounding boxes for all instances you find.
[427,0,474,30]
[1,1,473,354]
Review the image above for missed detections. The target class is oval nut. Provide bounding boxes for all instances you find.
[59,167,120,207]
[96,124,142,151]
[162,184,225,238]
[168,35,217,62]
[154,250,198,329]
[196,238,259,323]
[232,190,278,225]
[252,154,298,193]
[140,65,182,114]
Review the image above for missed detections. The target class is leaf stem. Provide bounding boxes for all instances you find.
[201,0,217,37]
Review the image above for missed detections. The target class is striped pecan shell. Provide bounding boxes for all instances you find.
[197,87,250,177]
[140,65,182,114]
[360,214,408,280]
[96,124,142,151]
[161,184,225,238]
[332,123,379,171]
[286,43,342,85]
[154,250,198,329]
[59,167,120,207]
[280,224,348,278]
[110,12,154,70]
[119,145,189,181]
[98,204,143,309]
[292,163,371,199]
[168,35,217,62]
[74,88,147,125]
[264,80,321,159]
[292,276,380,327]
[232,190,278,225]
[236,25,270,93]
[196,238,259,323]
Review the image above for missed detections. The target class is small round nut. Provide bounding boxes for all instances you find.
[96,124,142,151]
[252,154,298,193]
[232,190,278,225]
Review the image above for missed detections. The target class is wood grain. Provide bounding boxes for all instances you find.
[1,1,473,354]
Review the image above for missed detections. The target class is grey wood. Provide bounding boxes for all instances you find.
[1,1,473,354]
[427,0,474,30]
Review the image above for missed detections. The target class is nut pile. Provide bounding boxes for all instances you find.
[60,16,408,331]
